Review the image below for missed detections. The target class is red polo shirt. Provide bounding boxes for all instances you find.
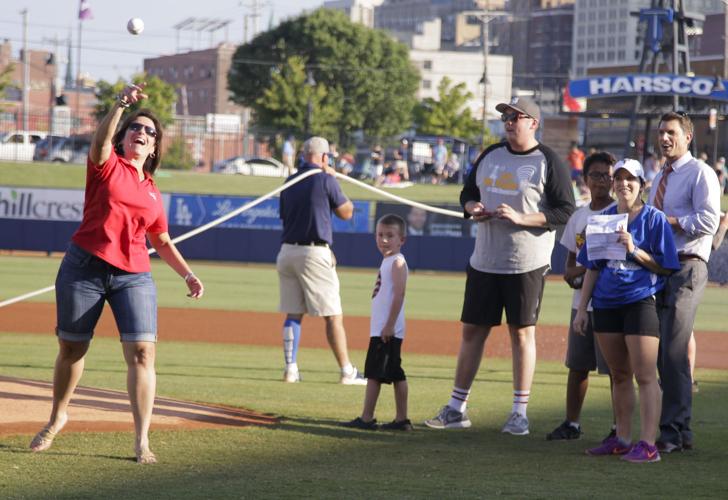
[72,149,168,272]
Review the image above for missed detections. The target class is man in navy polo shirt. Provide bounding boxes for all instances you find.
[277,136,367,385]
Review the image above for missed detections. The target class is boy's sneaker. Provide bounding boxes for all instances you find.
[501,412,529,435]
[380,419,414,431]
[546,420,582,440]
[585,435,631,456]
[340,367,367,385]
[621,440,661,463]
[283,367,300,383]
[342,417,377,430]
[424,405,472,429]
[602,428,617,442]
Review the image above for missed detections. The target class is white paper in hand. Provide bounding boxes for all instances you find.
[585,213,629,261]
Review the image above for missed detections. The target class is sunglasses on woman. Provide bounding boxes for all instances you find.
[129,122,158,138]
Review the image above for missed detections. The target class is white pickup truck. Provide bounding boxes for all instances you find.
[0,131,47,161]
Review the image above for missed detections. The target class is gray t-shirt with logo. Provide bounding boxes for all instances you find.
[460,142,575,274]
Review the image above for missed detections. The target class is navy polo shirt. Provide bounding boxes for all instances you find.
[280,163,349,245]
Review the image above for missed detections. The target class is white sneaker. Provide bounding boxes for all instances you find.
[340,367,367,385]
[283,367,300,383]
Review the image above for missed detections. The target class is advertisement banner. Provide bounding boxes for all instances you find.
[374,202,474,238]
[568,74,728,101]
[169,193,370,233]
[0,186,171,222]
[0,187,85,221]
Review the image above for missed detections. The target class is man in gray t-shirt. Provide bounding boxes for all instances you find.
[425,97,574,434]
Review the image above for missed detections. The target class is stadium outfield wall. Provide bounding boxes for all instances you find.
[0,186,567,273]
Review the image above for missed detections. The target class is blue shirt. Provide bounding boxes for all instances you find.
[577,204,680,309]
[280,163,348,245]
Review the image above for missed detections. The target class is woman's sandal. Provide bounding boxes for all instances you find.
[29,427,58,452]
[136,448,157,465]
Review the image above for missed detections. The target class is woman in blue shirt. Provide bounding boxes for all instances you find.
[574,159,679,463]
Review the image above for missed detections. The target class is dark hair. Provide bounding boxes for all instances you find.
[583,151,616,177]
[112,109,163,175]
[659,111,694,136]
[377,213,406,236]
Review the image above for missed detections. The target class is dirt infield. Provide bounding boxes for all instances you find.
[1,302,726,436]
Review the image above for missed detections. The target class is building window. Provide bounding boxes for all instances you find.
[423,60,432,70]
[422,79,431,89]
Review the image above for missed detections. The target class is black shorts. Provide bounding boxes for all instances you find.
[566,309,609,374]
[460,264,549,327]
[364,337,406,384]
[592,296,660,337]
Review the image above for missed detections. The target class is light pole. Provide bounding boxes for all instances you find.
[462,6,508,138]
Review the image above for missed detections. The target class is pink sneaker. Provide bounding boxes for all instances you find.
[621,440,661,463]
[585,435,631,456]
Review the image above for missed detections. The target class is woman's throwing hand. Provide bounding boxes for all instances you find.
[572,308,588,337]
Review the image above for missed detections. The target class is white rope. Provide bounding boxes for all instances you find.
[0,169,321,309]
[336,173,464,218]
[0,168,463,308]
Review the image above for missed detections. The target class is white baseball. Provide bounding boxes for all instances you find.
[127,18,144,35]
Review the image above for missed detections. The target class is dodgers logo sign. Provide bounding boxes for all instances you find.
[568,74,728,102]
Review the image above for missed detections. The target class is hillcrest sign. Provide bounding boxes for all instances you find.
[568,74,728,101]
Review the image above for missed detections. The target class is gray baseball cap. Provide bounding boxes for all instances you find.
[496,96,541,122]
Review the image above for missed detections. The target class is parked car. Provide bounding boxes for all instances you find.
[0,130,47,161]
[32,135,69,162]
[212,156,288,177]
[34,135,91,164]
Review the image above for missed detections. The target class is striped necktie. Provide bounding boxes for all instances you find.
[653,165,673,211]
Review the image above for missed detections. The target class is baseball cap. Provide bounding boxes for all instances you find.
[496,96,541,122]
[613,158,645,181]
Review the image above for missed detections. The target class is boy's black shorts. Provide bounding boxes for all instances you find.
[364,337,406,384]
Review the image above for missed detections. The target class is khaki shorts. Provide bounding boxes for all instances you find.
[276,244,343,316]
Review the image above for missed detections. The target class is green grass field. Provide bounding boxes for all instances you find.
[2,163,728,498]
[1,255,728,499]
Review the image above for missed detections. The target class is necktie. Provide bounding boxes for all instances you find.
[653,165,673,211]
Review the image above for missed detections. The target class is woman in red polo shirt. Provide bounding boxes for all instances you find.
[29,83,204,464]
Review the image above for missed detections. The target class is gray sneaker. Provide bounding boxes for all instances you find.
[501,412,529,435]
[424,405,472,429]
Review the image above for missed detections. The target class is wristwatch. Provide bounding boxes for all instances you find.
[117,93,131,108]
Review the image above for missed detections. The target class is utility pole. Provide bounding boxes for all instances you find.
[462,5,507,137]
[21,9,29,132]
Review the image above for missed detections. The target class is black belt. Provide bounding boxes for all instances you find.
[285,241,329,247]
[678,253,704,262]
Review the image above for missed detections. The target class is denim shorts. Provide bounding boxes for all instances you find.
[55,243,157,343]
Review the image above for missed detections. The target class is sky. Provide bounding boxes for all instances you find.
[1,0,324,83]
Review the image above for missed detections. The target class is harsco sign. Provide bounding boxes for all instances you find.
[568,74,728,101]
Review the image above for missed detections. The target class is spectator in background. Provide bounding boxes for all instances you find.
[433,138,448,184]
[393,150,409,181]
[714,156,727,193]
[643,151,660,190]
[372,145,384,178]
[282,135,295,176]
[444,153,460,183]
[567,141,586,181]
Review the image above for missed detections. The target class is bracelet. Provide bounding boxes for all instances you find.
[117,94,131,108]
[627,248,639,260]
[184,272,195,282]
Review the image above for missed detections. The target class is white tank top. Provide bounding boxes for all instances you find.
[370,253,407,339]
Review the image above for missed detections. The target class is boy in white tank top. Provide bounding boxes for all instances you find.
[343,214,411,430]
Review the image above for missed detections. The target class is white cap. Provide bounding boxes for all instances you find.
[614,158,644,182]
